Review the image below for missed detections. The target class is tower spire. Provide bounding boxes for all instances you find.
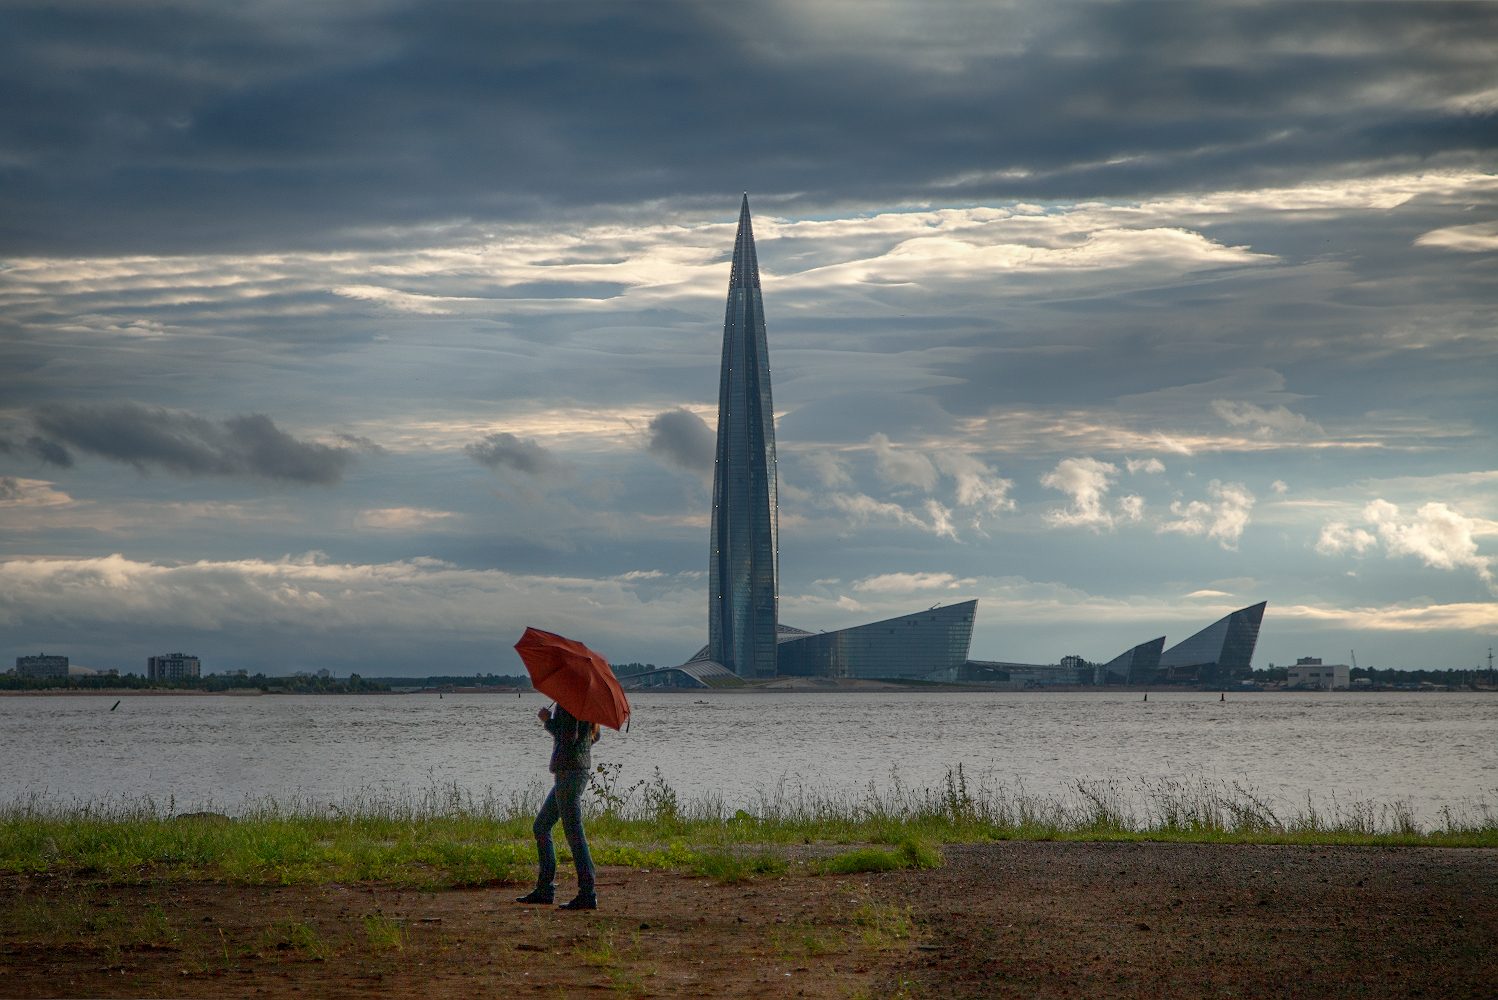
[709,195,779,678]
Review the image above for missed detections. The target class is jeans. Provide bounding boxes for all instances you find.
[534,770,595,894]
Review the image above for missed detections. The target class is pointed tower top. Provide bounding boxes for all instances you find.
[728,194,760,291]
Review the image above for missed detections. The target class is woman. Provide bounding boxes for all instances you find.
[517,703,599,910]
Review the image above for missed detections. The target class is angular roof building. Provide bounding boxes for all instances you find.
[776,601,978,680]
[1096,636,1166,685]
[708,195,780,679]
[1153,601,1267,684]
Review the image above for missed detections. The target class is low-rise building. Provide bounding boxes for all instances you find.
[1286,657,1350,690]
[148,653,201,681]
[16,653,68,678]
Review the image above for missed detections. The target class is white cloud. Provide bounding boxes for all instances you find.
[1314,521,1377,556]
[1040,457,1119,530]
[1117,494,1145,522]
[1159,480,1256,550]
[924,499,958,540]
[1271,480,1289,494]
[933,451,1015,513]
[870,433,937,491]
[826,491,928,531]
[1414,221,1498,253]
[1364,499,1496,590]
[0,477,73,508]
[803,451,852,489]
[355,507,459,530]
[1126,457,1165,474]
[0,553,707,661]
[853,572,970,592]
[1212,400,1323,438]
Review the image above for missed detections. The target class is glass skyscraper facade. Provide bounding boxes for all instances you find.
[708,196,780,678]
[775,601,979,679]
[1152,601,1267,684]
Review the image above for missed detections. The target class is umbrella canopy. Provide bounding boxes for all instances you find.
[514,627,631,731]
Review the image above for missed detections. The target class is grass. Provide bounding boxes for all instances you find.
[362,914,404,951]
[2,768,1494,888]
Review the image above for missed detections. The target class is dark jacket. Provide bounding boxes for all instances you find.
[545,706,596,774]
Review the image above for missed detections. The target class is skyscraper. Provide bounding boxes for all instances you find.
[709,195,779,678]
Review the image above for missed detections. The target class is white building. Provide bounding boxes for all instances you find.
[1285,657,1349,690]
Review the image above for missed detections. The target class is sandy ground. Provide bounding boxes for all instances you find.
[1,842,1493,999]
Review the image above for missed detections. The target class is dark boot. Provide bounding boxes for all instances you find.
[558,891,597,910]
[516,886,554,904]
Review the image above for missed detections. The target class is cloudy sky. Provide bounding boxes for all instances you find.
[2,1,1495,676]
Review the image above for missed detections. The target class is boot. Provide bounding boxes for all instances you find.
[558,891,597,910]
[516,886,554,904]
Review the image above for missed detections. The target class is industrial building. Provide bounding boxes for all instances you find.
[1286,657,1349,690]
[14,653,68,678]
[148,653,201,681]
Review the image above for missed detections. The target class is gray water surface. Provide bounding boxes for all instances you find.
[3,690,1494,824]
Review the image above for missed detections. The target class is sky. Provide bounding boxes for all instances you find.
[1,0,1495,677]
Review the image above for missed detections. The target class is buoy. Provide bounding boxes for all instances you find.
[1143,691,1148,702]
[1221,691,1225,702]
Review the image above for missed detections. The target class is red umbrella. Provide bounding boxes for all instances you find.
[514,627,631,731]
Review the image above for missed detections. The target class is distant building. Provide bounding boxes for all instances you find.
[148,653,201,681]
[1096,637,1166,684]
[16,653,68,678]
[1152,602,1267,685]
[1286,659,1349,690]
[775,601,978,680]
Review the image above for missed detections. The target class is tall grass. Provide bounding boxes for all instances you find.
[2,768,1493,887]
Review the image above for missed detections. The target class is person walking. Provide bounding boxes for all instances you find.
[517,703,599,909]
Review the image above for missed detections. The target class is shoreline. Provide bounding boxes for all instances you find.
[3,683,1492,696]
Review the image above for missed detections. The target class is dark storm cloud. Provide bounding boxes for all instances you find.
[2,1,1494,254]
[29,403,361,485]
[465,432,563,475]
[647,409,715,474]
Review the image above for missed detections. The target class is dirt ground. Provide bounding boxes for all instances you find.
[1,842,1493,999]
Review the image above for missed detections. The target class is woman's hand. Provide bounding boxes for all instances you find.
[537,707,552,723]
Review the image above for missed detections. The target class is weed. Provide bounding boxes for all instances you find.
[258,919,330,960]
[693,849,751,883]
[850,902,912,950]
[824,848,903,875]
[2,768,1495,890]
[363,914,404,951]
[577,930,619,967]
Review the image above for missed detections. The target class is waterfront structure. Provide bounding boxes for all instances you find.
[15,653,68,678]
[1096,637,1166,684]
[148,653,201,681]
[1286,657,1349,690]
[775,601,978,680]
[707,195,780,679]
[1154,601,1267,685]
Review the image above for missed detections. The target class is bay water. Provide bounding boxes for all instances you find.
[3,690,1494,826]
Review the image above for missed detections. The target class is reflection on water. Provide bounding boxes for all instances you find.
[1,690,1493,822]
